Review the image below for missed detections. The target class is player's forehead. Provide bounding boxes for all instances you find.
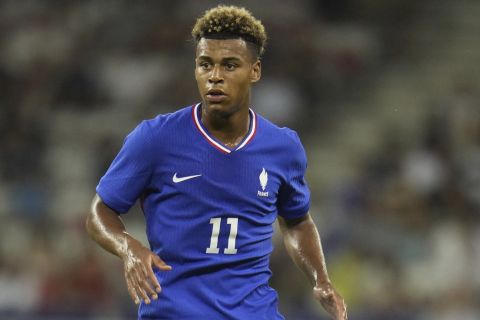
[195,38,251,61]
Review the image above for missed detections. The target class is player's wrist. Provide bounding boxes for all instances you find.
[118,233,140,260]
[314,279,332,289]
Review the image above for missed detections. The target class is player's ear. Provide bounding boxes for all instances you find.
[250,60,261,83]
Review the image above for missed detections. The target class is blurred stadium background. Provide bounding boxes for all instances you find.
[1,0,479,319]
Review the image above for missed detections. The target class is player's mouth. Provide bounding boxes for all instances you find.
[206,89,227,103]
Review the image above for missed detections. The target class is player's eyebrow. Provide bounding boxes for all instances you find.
[197,55,243,63]
[197,55,211,60]
[222,57,242,63]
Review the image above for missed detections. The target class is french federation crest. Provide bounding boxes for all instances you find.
[258,168,269,197]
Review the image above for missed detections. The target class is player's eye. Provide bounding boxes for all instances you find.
[199,62,211,70]
[225,63,237,71]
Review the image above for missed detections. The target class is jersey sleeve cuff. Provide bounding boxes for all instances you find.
[278,203,310,220]
[96,186,131,214]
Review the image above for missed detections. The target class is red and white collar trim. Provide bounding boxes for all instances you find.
[192,103,257,154]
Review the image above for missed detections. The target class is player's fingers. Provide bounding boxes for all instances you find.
[125,274,140,304]
[137,263,160,298]
[335,300,347,320]
[138,267,158,299]
[145,264,162,294]
[131,268,151,304]
[136,279,151,304]
[152,255,172,271]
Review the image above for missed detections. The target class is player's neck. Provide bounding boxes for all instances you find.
[201,105,250,148]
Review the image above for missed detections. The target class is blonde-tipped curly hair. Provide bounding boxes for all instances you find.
[192,5,267,58]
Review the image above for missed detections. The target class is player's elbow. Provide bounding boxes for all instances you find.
[85,208,95,239]
[85,195,100,239]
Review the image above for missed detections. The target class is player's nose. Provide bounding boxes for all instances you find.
[208,65,224,83]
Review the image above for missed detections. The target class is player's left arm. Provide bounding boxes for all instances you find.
[278,212,347,320]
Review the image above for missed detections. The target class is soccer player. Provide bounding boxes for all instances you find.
[86,5,347,320]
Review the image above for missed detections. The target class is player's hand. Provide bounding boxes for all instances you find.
[313,282,347,320]
[121,237,172,305]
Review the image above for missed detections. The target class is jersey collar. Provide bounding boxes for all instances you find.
[192,103,257,154]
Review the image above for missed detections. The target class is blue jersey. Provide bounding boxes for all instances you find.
[96,103,310,320]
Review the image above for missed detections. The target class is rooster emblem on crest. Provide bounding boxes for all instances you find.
[259,168,268,191]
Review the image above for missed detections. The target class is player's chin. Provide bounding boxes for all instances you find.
[204,100,233,114]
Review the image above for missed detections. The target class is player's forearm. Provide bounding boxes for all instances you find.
[86,194,137,259]
[279,213,331,287]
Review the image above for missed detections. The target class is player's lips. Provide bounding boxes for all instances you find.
[206,89,227,103]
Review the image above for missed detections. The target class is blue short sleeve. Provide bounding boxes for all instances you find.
[277,132,311,220]
[96,121,154,214]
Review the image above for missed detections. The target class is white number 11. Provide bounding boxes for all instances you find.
[206,217,238,254]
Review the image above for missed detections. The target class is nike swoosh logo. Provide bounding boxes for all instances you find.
[172,173,202,183]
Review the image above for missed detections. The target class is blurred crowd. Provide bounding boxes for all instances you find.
[0,0,479,319]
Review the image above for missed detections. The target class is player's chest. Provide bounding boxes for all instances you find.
[153,149,285,204]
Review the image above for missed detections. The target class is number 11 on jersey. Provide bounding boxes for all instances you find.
[206,217,238,254]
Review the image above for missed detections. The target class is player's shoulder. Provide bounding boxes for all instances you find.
[141,104,193,135]
[255,112,303,149]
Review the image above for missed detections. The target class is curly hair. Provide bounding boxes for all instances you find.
[192,5,267,58]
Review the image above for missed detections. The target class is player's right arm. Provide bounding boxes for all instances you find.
[86,194,172,305]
